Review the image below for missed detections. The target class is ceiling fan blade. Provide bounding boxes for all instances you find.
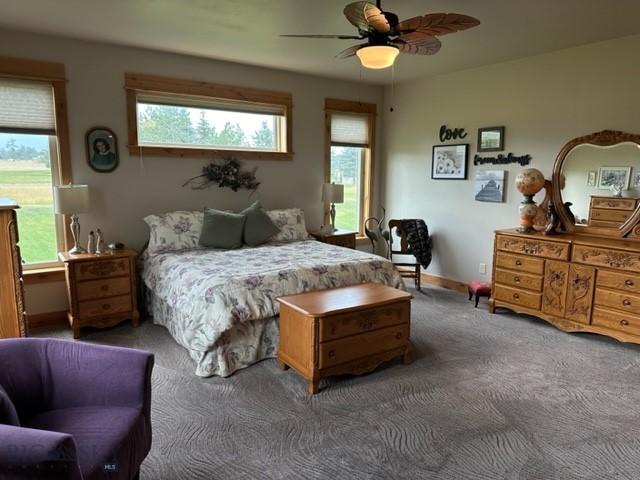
[280,34,364,40]
[392,34,442,55]
[335,43,368,59]
[343,1,390,33]
[397,13,480,36]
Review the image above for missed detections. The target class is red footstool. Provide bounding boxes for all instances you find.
[468,280,491,308]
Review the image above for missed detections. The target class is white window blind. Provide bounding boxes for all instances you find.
[137,93,285,117]
[0,78,56,135]
[330,113,369,147]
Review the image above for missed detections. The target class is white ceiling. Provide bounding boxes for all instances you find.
[2,0,640,85]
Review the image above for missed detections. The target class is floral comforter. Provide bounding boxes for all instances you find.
[142,240,404,376]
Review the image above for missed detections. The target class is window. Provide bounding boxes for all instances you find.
[125,74,293,160]
[0,60,72,268]
[325,99,376,236]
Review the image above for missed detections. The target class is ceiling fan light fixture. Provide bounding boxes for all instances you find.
[356,45,399,69]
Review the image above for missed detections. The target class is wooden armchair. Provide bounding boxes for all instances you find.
[388,220,421,291]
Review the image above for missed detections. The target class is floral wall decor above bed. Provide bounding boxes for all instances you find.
[182,158,260,192]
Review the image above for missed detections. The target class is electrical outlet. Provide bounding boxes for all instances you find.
[479,263,487,275]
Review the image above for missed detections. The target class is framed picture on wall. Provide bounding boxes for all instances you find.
[587,170,597,187]
[432,144,469,180]
[474,170,506,203]
[86,127,119,173]
[597,166,631,190]
[477,126,505,152]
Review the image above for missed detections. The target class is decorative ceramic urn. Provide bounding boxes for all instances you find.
[515,168,546,233]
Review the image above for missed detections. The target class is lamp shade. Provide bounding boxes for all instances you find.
[53,184,90,214]
[356,45,399,69]
[322,183,344,204]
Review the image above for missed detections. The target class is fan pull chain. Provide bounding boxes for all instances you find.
[389,63,395,113]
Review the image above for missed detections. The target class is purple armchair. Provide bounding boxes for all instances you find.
[0,338,154,479]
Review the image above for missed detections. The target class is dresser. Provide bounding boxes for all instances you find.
[59,249,140,338]
[309,229,357,249]
[490,229,640,343]
[588,196,638,228]
[0,199,26,338]
[277,283,413,393]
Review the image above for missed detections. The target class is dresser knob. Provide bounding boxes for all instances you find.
[513,293,520,300]
[514,276,521,283]
[395,332,402,340]
[101,285,109,291]
[623,299,631,306]
[328,350,335,358]
[515,260,522,266]
[621,319,630,326]
[102,303,110,310]
[625,279,634,287]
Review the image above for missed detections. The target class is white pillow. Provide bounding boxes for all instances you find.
[267,208,310,242]
[144,210,203,255]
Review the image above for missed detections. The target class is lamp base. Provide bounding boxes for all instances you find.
[330,203,337,232]
[68,245,87,255]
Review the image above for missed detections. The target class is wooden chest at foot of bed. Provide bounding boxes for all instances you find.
[276,283,413,394]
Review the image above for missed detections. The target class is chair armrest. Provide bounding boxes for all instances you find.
[46,340,154,414]
[0,424,81,480]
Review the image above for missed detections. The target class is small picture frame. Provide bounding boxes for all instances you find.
[432,144,469,180]
[86,127,118,173]
[632,171,640,189]
[475,170,506,203]
[477,126,505,152]
[597,166,631,190]
[587,170,597,187]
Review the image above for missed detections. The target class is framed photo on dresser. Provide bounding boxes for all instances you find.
[431,144,469,180]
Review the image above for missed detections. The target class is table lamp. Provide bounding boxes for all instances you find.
[322,183,344,231]
[53,184,90,254]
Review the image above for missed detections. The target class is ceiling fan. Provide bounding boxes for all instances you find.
[282,1,480,69]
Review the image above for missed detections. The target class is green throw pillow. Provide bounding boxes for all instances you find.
[241,201,280,246]
[199,208,246,249]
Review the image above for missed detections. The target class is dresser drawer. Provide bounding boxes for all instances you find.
[494,268,543,292]
[78,294,132,318]
[327,235,356,249]
[77,277,131,301]
[572,245,640,273]
[591,197,636,211]
[495,252,544,275]
[589,219,623,228]
[318,323,409,369]
[496,235,569,260]
[494,284,541,310]
[597,270,640,295]
[74,258,130,281]
[590,208,631,223]
[319,302,409,342]
[592,306,640,336]
[594,288,640,315]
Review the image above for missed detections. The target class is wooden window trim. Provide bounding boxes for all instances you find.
[125,73,293,160]
[324,98,377,237]
[23,266,66,284]
[0,55,73,259]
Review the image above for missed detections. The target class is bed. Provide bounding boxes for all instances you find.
[141,239,404,377]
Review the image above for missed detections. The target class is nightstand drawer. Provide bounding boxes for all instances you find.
[326,235,356,249]
[77,277,131,301]
[74,258,130,281]
[79,295,132,318]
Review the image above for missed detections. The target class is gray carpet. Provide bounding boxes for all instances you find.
[38,285,640,480]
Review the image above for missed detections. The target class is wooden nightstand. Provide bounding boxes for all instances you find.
[309,229,357,249]
[59,249,140,338]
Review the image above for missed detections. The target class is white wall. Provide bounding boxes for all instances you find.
[380,34,640,284]
[0,29,383,314]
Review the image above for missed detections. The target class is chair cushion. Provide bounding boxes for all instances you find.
[24,406,147,480]
[241,201,280,246]
[0,385,19,426]
[468,280,491,296]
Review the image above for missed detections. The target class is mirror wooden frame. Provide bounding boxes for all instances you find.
[552,130,640,239]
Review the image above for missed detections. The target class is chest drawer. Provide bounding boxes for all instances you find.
[494,268,543,292]
[496,235,569,260]
[77,277,131,301]
[318,323,409,369]
[494,284,541,310]
[594,288,640,315]
[597,270,640,295]
[572,245,640,273]
[79,294,132,318]
[591,197,637,211]
[495,252,544,275]
[74,258,130,281]
[590,208,631,223]
[592,306,640,336]
[319,301,409,342]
